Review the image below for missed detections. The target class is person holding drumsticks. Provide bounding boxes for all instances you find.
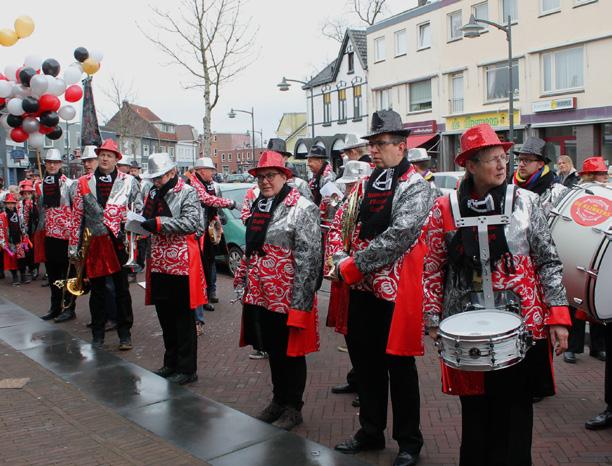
[423,124,571,466]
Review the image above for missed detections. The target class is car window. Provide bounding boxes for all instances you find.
[219,186,250,219]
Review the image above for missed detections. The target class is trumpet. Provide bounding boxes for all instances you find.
[123,231,138,269]
[55,228,92,300]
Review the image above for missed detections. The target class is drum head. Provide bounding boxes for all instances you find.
[440,310,522,337]
[593,241,612,321]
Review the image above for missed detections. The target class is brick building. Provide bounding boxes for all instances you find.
[207,132,265,175]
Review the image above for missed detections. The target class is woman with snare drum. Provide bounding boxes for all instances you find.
[423,124,571,466]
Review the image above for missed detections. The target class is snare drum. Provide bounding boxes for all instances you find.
[549,182,612,321]
[437,310,532,371]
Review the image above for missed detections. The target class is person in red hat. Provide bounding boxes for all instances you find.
[423,123,570,466]
[233,150,321,431]
[0,193,29,285]
[18,181,38,281]
[579,156,609,183]
[69,139,142,350]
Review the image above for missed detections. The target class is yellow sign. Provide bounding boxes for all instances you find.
[446,110,520,131]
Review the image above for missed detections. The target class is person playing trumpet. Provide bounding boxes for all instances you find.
[69,139,142,350]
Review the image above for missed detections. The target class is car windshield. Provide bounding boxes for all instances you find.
[219,185,251,219]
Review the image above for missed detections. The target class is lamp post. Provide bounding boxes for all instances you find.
[228,107,255,171]
[277,77,315,139]
[462,14,516,178]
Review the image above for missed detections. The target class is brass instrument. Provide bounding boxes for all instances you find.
[324,183,363,280]
[54,228,92,299]
[208,217,223,245]
[123,231,138,269]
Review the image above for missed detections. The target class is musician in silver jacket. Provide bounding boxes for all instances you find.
[70,139,142,350]
[234,151,321,431]
[141,153,207,386]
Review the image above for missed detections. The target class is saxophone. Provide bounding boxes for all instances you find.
[54,228,93,297]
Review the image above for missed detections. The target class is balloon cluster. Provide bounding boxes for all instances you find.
[73,46,103,76]
[0,16,35,47]
[0,47,104,148]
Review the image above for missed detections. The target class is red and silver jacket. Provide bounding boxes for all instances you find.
[234,188,322,314]
[36,174,74,241]
[69,172,142,278]
[0,209,27,259]
[327,166,434,302]
[189,175,233,219]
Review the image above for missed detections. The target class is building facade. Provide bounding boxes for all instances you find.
[367,0,612,170]
[276,112,307,154]
[208,132,264,175]
[175,125,199,170]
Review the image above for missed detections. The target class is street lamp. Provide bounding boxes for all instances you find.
[462,14,516,178]
[228,107,256,169]
[277,77,315,138]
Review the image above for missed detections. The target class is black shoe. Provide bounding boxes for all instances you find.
[585,409,612,430]
[272,407,303,431]
[352,396,360,407]
[153,366,176,378]
[118,338,133,351]
[532,396,544,403]
[91,339,104,350]
[21,272,31,284]
[203,303,215,312]
[209,292,219,304]
[255,401,286,423]
[334,437,385,454]
[331,383,356,394]
[563,351,577,363]
[393,450,420,466]
[167,372,198,385]
[41,309,61,320]
[54,310,75,323]
[590,351,607,362]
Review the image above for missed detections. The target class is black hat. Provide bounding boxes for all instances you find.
[514,137,550,162]
[362,110,411,140]
[307,145,328,159]
[130,160,141,169]
[267,138,292,157]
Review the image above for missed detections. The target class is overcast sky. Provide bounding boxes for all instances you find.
[3,0,416,143]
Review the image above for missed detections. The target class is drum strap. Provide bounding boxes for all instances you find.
[450,185,514,309]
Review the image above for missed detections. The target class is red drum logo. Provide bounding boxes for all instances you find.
[570,195,612,227]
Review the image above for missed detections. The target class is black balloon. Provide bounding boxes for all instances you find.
[18,67,36,87]
[47,126,63,140]
[42,58,61,77]
[7,114,23,128]
[74,47,89,63]
[22,96,39,114]
[40,111,59,127]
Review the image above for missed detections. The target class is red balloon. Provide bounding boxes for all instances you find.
[10,127,28,143]
[0,98,5,106]
[39,124,54,135]
[64,85,83,103]
[39,94,61,112]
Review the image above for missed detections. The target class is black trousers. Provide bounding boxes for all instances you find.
[44,237,74,312]
[247,305,307,409]
[153,273,197,374]
[567,307,607,354]
[88,268,133,340]
[605,323,612,408]
[346,290,423,453]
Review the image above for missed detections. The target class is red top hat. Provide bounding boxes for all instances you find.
[455,124,513,167]
[95,139,123,160]
[579,156,608,175]
[19,181,34,192]
[248,151,293,178]
[4,193,17,203]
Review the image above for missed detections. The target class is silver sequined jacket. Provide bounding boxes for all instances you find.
[234,187,322,313]
[36,175,75,241]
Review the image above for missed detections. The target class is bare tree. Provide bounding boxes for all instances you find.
[140,0,257,156]
[100,76,138,154]
[321,0,388,43]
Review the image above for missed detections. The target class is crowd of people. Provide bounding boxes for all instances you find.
[0,110,610,466]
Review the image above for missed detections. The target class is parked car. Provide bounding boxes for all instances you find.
[225,173,254,183]
[432,171,465,194]
[215,182,252,275]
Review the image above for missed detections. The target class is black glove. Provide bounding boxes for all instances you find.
[230,200,238,210]
[141,218,158,233]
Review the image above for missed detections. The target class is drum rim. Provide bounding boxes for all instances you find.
[438,309,523,340]
[589,238,612,322]
[441,355,525,372]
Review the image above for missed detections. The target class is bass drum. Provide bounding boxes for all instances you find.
[548,182,612,321]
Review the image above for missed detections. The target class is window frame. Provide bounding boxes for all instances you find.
[499,0,518,23]
[417,21,431,50]
[377,88,392,111]
[374,36,386,62]
[541,46,584,94]
[540,0,561,14]
[347,52,355,73]
[450,73,464,114]
[484,60,519,103]
[337,88,347,123]
[353,85,362,120]
[408,79,433,113]
[447,10,463,42]
[471,2,489,31]
[323,92,332,124]
[394,29,407,57]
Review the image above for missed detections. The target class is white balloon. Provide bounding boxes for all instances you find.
[58,105,76,121]
[30,74,48,96]
[48,78,66,97]
[28,132,45,149]
[4,64,18,81]
[24,55,43,70]
[7,98,25,115]
[0,114,10,130]
[90,50,104,62]
[12,84,30,98]
[0,80,13,98]
[63,66,82,86]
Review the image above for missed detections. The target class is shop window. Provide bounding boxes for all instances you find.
[485,60,519,101]
[323,92,332,124]
[500,0,518,22]
[377,88,392,111]
[394,29,407,56]
[338,88,347,122]
[409,80,432,112]
[450,73,464,114]
[353,85,362,119]
[542,47,584,93]
[417,22,431,50]
[448,11,462,41]
[374,37,385,62]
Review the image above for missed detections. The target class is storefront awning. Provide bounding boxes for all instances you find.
[406,133,438,149]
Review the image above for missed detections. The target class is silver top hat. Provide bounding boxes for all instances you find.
[194,157,216,170]
[336,160,373,184]
[407,148,430,163]
[142,153,176,179]
[80,145,97,161]
[44,148,62,162]
[342,134,366,151]
[117,157,132,166]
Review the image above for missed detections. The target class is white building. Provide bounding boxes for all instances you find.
[175,125,199,169]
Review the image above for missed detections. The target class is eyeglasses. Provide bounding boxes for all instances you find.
[517,157,540,165]
[256,172,280,183]
[367,140,396,149]
[474,154,510,165]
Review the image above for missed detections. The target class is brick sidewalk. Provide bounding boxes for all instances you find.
[0,341,208,466]
[2,272,612,466]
